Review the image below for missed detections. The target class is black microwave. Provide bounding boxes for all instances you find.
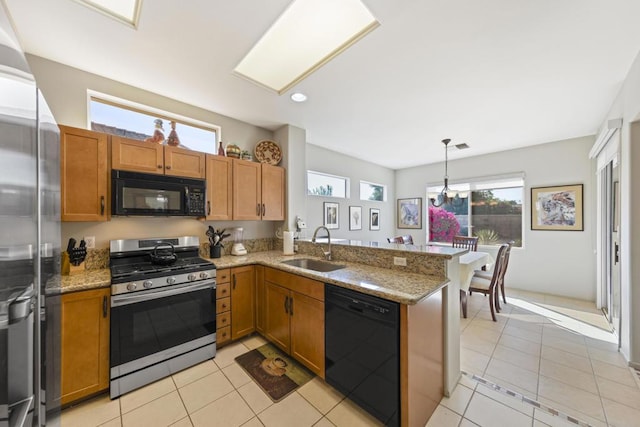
[112,170,206,217]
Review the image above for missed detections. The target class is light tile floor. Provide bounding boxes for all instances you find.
[62,290,640,427]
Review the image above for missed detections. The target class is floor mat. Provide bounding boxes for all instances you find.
[235,343,314,402]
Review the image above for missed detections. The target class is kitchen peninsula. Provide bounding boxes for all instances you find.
[53,240,465,426]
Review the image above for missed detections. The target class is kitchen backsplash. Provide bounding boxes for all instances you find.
[296,240,445,277]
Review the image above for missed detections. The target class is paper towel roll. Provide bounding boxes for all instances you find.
[283,231,295,255]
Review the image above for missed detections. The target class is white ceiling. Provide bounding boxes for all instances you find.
[5,0,640,169]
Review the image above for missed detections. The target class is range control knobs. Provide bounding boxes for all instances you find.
[143,280,153,289]
[188,273,197,281]
[167,277,176,285]
[200,272,209,279]
[127,283,137,291]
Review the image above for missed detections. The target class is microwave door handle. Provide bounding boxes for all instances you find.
[184,186,190,213]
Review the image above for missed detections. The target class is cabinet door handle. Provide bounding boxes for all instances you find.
[102,296,108,318]
[284,296,289,314]
[233,274,236,290]
[256,203,260,216]
[262,204,265,216]
[166,165,172,170]
[100,196,105,216]
[289,297,293,316]
[158,165,163,169]
[207,201,211,216]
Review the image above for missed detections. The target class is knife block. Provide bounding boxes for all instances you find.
[61,252,85,276]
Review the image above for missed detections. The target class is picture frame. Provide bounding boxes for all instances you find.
[349,206,362,230]
[323,202,339,229]
[531,184,583,231]
[397,198,422,229]
[369,208,380,231]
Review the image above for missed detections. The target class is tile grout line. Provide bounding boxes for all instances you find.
[461,371,594,427]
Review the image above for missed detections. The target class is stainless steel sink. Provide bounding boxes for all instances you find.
[281,258,346,272]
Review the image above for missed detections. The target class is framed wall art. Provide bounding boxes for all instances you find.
[323,202,339,229]
[369,208,380,231]
[349,206,362,230]
[531,184,583,231]
[397,197,422,229]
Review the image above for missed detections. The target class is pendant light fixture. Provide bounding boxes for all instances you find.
[429,139,466,207]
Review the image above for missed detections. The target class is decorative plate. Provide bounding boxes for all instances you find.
[255,140,282,165]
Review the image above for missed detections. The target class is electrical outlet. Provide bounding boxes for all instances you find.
[84,236,96,249]
[393,257,407,266]
[296,218,307,230]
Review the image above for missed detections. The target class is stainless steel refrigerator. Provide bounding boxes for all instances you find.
[0,3,61,426]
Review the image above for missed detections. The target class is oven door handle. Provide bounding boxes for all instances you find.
[111,280,215,307]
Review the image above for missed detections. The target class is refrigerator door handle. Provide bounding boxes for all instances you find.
[8,395,34,427]
[9,285,35,323]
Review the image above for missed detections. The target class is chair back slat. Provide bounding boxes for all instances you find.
[452,235,479,251]
[388,235,413,244]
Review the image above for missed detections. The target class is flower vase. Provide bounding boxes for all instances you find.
[210,245,222,259]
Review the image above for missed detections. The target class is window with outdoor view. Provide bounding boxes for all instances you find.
[428,176,524,247]
[307,171,349,198]
[89,96,220,154]
[360,181,386,201]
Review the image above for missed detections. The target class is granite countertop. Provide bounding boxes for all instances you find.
[48,268,111,295]
[299,238,467,259]
[209,251,448,305]
[48,251,449,304]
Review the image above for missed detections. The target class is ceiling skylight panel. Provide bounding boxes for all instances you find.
[73,0,142,27]
[234,0,379,94]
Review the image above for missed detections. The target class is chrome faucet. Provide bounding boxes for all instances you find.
[311,226,332,260]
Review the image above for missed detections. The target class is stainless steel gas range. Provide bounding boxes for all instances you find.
[109,236,216,399]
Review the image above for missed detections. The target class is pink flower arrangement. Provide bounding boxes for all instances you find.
[429,206,460,242]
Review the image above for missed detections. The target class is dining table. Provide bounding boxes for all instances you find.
[458,251,494,292]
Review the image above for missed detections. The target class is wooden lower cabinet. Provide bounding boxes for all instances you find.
[262,268,325,377]
[231,266,256,340]
[264,282,291,351]
[255,266,266,334]
[290,292,324,375]
[60,288,110,405]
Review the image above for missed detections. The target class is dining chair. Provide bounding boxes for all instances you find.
[473,241,514,304]
[452,235,479,251]
[462,243,508,321]
[387,235,414,244]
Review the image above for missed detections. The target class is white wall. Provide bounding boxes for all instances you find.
[396,136,596,301]
[596,48,640,366]
[304,144,395,242]
[26,55,278,249]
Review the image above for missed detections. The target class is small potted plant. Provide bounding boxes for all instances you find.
[206,226,230,258]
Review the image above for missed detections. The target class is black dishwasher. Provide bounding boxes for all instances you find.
[325,284,400,427]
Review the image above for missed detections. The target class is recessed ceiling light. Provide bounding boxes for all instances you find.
[73,0,142,28]
[234,0,379,94]
[290,92,308,102]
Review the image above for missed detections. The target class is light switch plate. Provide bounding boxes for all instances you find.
[393,257,407,266]
[84,236,96,249]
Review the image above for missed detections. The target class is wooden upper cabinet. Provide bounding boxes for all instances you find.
[60,125,109,222]
[229,159,285,220]
[164,145,205,179]
[111,136,164,175]
[61,288,110,405]
[232,159,262,220]
[112,136,205,179]
[205,155,233,220]
[261,163,285,220]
